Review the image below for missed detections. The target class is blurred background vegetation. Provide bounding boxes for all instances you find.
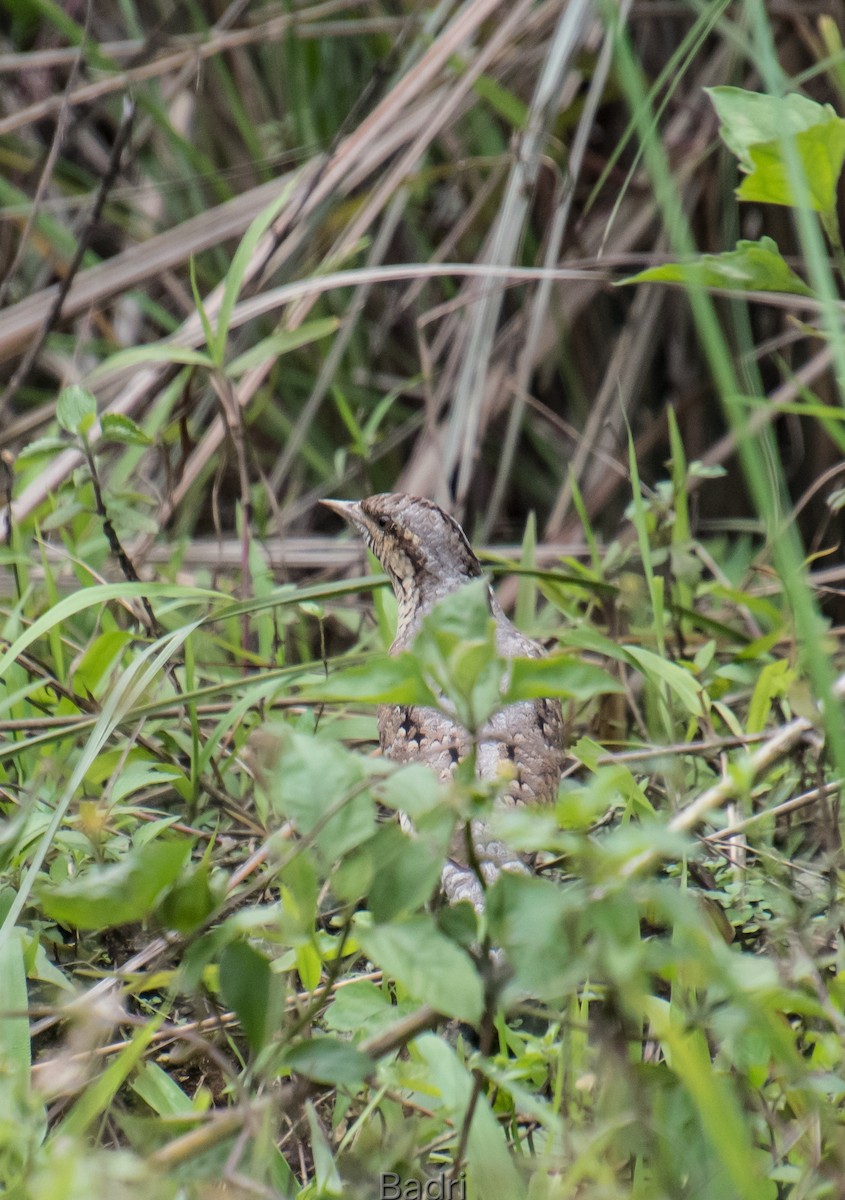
[3,1,845,1197]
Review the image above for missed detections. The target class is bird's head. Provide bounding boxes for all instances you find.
[321,493,483,619]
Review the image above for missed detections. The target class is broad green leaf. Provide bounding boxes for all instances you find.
[486,873,579,999]
[365,824,444,922]
[324,979,414,1038]
[156,859,220,934]
[375,763,442,819]
[308,654,438,705]
[110,761,190,806]
[284,1036,373,1086]
[38,838,192,929]
[295,941,322,992]
[419,577,492,644]
[219,941,276,1054]
[738,123,845,212]
[707,87,836,165]
[14,436,68,464]
[504,654,623,702]
[56,385,96,435]
[29,940,75,994]
[620,237,812,296]
[412,580,505,728]
[707,87,845,213]
[83,745,176,787]
[356,915,483,1024]
[261,731,375,863]
[98,413,152,447]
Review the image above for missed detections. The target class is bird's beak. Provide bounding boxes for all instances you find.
[320,498,364,527]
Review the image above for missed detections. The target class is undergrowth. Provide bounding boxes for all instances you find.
[2,3,845,1199]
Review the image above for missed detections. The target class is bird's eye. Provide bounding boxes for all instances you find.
[376,513,390,530]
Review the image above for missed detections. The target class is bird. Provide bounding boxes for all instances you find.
[321,493,563,911]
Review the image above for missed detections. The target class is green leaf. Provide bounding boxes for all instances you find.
[14,436,68,464]
[515,511,537,631]
[504,654,623,702]
[0,581,218,688]
[155,859,220,934]
[738,123,845,212]
[324,979,413,1038]
[71,629,133,696]
[375,763,442,820]
[707,87,836,167]
[261,731,375,864]
[88,343,213,379]
[644,996,779,1200]
[58,1019,162,1138]
[308,654,438,705]
[412,579,505,730]
[38,838,193,929]
[473,73,528,128]
[284,1037,373,1086]
[56,385,96,435]
[707,87,845,213]
[486,873,579,999]
[366,824,444,922]
[356,915,483,1024]
[306,1101,343,1196]
[225,318,339,377]
[418,577,493,644]
[218,941,274,1055]
[214,177,298,364]
[620,237,812,296]
[189,254,217,362]
[414,1036,526,1200]
[747,659,794,734]
[131,1062,194,1116]
[98,413,152,447]
[0,928,30,1082]
[623,644,705,717]
[83,748,185,797]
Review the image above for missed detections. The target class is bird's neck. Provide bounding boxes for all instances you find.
[392,573,489,651]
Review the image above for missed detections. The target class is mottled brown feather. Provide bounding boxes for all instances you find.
[323,493,564,909]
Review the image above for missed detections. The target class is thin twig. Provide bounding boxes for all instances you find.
[0,96,136,420]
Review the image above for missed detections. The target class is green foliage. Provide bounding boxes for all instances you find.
[56,385,97,436]
[622,235,813,295]
[219,940,282,1055]
[707,86,845,214]
[38,838,193,929]
[3,9,845,1200]
[623,85,845,293]
[4,450,841,1195]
